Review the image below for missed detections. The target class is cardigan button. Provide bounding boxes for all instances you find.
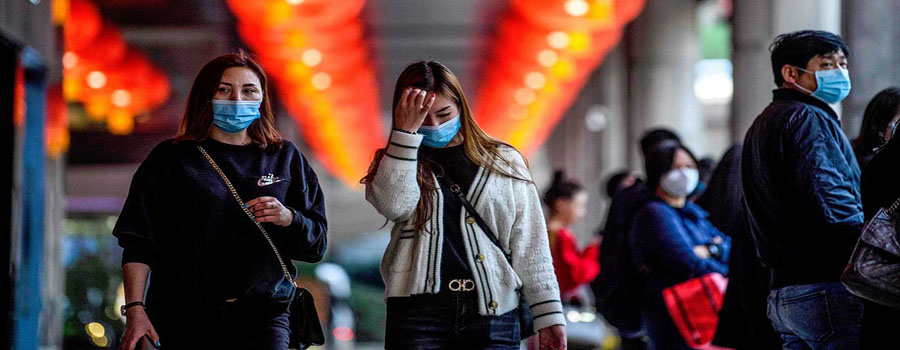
[489,300,499,309]
[476,253,485,262]
[466,217,475,225]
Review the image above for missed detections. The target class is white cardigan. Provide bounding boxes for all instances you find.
[365,130,566,332]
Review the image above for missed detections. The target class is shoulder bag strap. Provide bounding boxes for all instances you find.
[436,174,513,264]
[198,145,297,287]
[886,195,900,217]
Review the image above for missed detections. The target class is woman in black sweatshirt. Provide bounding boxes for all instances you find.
[113,52,327,350]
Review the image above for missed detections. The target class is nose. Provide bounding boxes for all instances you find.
[231,91,243,101]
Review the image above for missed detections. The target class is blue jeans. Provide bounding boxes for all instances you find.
[385,292,520,349]
[767,282,864,350]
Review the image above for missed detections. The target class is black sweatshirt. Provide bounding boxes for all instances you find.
[421,145,478,286]
[113,138,327,306]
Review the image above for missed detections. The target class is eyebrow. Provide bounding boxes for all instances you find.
[436,105,451,113]
[218,82,260,87]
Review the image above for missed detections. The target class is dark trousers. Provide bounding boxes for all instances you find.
[385,292,520,350]
[766,282,864,350]
[147,299,291,350]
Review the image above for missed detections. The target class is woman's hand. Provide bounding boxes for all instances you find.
[120,306,159,350]
[394,87,436,133]
[539,324,567,350]
[246,196,293,227]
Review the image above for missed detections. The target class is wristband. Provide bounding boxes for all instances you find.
[120,301,144,316]
[393,128,417,135]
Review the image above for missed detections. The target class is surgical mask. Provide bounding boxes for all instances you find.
[660,168,699,198]
[792,66,852,104]
[418,114,461,147]
[212,100,262,133]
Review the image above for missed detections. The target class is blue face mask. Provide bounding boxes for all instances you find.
[212,100,262,133]
[418,114,461,148]
[793,66,851,104]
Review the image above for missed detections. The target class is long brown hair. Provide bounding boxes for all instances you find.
[361,61,529,231]
[174,51,282,148]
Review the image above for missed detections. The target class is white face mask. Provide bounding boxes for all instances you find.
[660,168,700,198]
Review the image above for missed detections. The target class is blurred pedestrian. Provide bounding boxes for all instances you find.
[362,61,566,350]
[592,129,681,350]
[604,170,637,200]
[700,145,781,350]
[543,170,600,301]
[689,157,716,200]
[852,87,900,168]
[859,119,900,348]
[742,30,864,350]
[630,144,730,350]
[114,52,327,350]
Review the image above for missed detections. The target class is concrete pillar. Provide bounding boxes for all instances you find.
[626,0,702,169]
[541,46,628,243]
[840,0,900,138]
[731,0,841,142]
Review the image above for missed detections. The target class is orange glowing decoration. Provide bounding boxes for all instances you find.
[226,0,383,187]
[61,0,170,135]
[473,0,644,155]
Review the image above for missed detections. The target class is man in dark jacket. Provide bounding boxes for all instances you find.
[742,30,864,350]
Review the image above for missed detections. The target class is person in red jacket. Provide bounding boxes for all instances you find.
[544,170,601,299]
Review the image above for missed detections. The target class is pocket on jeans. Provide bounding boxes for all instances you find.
[779,289,834,343]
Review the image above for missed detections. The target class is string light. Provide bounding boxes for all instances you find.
[524,72,547,90]
[302,49,322,67]
[111,89,132,107]
[311,72,332,90]
[515,88,536,105]
[564,0,590,17]
[62,52,79,69]
[86,71,106,89]
[537,50,558,67]
[547,31,570,49]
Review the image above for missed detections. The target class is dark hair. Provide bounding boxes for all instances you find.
[695,145,744,235]
[639,129,681,157]
[698,157,717,182]
[175,51,282,148]
[644,145,698,191]
[856,87,900,152]
[605,170,633,199]
[544,170,583,211]
[770,30,849,87]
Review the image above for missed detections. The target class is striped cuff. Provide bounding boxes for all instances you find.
[385,130,423,161]
[530,299,566,331]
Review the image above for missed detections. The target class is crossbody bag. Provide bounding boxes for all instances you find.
[199,145,325,349]
[842,194,900,308]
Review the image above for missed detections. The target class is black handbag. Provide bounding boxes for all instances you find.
[436,174,536,339]
[199,146,325,349]
[841,194,900,309]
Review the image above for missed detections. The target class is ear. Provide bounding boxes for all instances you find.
[781,64,799,85]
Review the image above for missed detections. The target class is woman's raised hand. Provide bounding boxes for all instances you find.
[394,87,436,133]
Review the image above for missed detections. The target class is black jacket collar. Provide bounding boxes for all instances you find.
[772,88,839,121]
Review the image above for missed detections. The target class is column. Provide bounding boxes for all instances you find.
[840,0,900,138]
[626,0,702,169]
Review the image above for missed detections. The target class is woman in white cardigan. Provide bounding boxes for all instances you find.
[362,61,567,350]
